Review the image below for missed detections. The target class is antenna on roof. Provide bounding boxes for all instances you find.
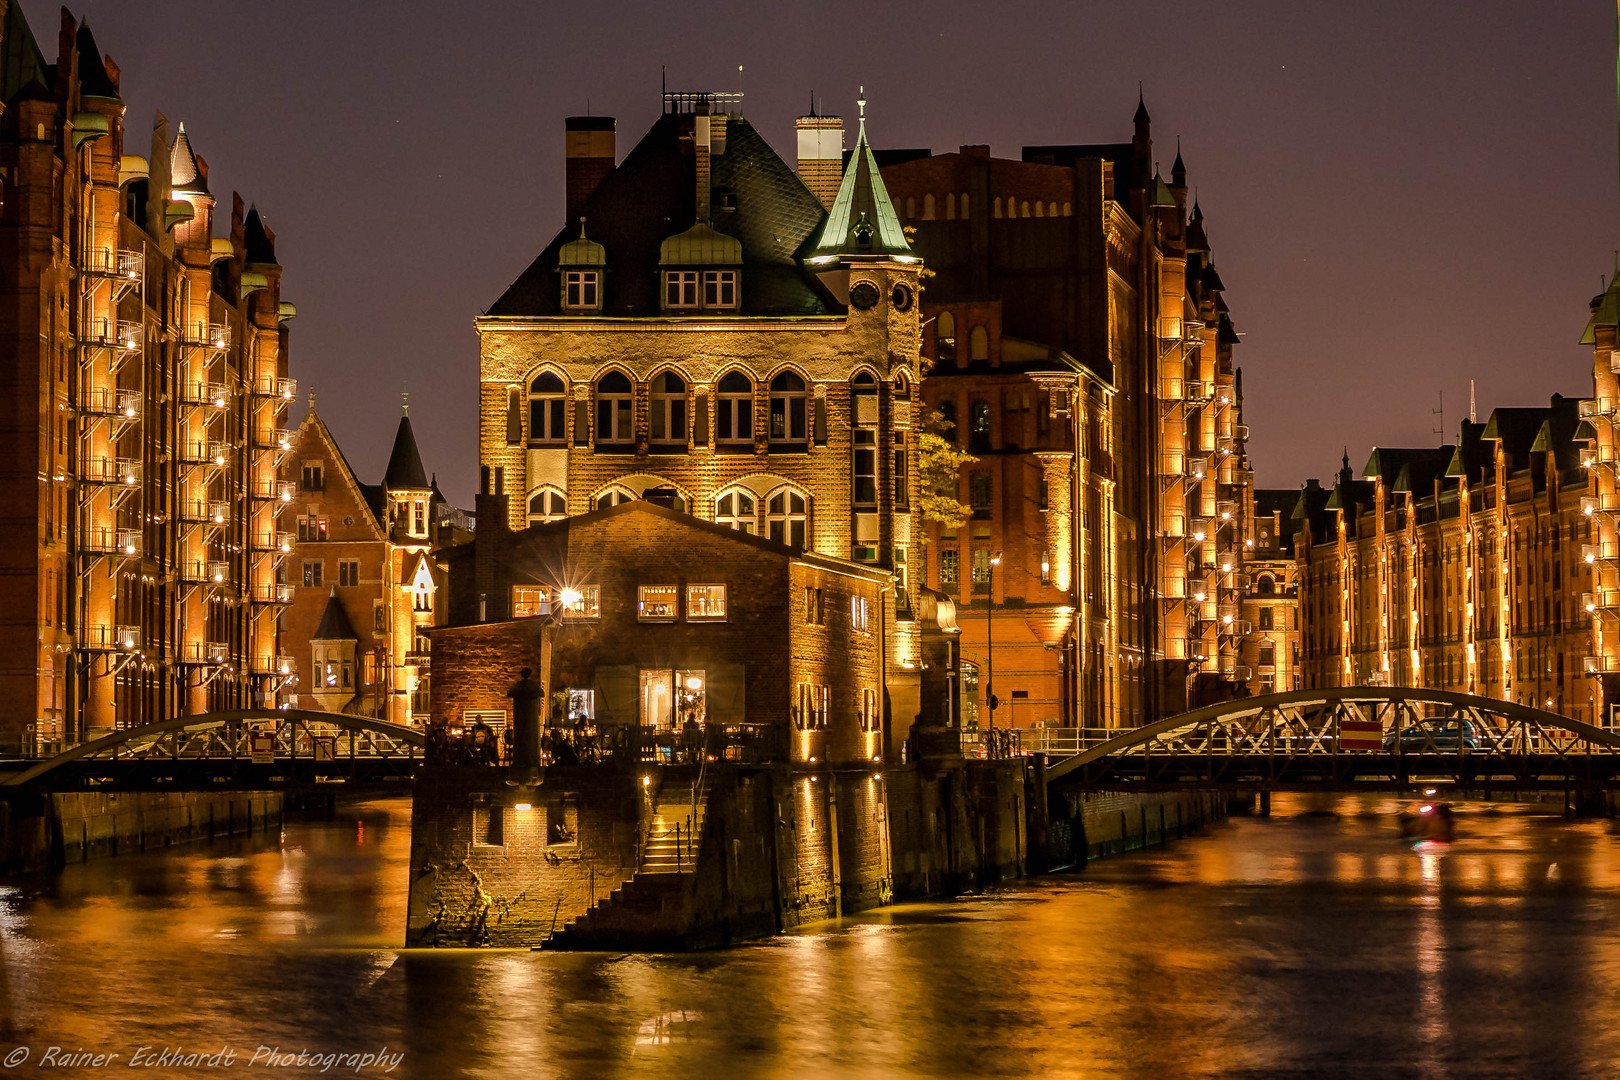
[402,386,409,415]
[1432,390,1444,440]
[738,64,744,94]
[1470,380,1476,424]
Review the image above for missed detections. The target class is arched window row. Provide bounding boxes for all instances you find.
[714,485,811,549]
[991,198,1072,219]
[903,193,971,221]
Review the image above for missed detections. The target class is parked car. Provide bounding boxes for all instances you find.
[1383,716,1483,751]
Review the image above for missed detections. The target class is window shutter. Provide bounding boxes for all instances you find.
[814,397,828,445]
[574,400,589,446]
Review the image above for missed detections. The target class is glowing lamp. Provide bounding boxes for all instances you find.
[559,587,582,607]
[514,803,531,811]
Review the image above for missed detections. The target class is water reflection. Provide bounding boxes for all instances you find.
[1,795,1619,1077]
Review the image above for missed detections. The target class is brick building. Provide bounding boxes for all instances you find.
[0,6,295,753]
[1294,395,1597,722]
[1240,489,1301,696]
[280,401,469,724]
[877,96,1256,727]
[476,88,928,720]
[434,498,939,765]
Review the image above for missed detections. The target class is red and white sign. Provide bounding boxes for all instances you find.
[1338,719,1383,751]
[249,732,275,763]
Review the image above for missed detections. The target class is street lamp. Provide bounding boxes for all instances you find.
[987,551,1001,729]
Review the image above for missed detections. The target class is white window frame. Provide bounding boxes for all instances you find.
[564,270,599,310]
[527,488,567,524]
[716,372,753,446]
[702,270,737,309]
[664,270,700,309]
[687,583,727,622]
[562,585,601,620]
[513,585,551,618]
[528,374,567,445]
[715,489,757,534]
[767,489,809,549]
[649,371,687,446]
[769,373,808,443]
[595,373,633,446]
[851,594,871,633]
[637,584,678,622]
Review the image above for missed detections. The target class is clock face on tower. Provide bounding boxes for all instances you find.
[849,281,879,310]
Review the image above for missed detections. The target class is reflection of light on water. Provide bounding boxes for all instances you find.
[634,1010,703,1049]
[1414,839,1449,1065]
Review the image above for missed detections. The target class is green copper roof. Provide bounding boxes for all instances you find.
[558,219,606,267]
[807,91,913,263]
[1581,275,1620,344]
[1149,171,1176,209]
[659,221,741,266]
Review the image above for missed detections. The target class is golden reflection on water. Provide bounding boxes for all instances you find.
[2,794,1620,1078]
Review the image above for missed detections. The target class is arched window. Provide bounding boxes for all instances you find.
[993,197,1003,218]
[1048,201,1058,217]
[894,370,910,398]
[936,311,956,363]
[1020,200,1031,217]
[1006,200,1017,219]
[767,489,810,548]
[905,196,915,219]
[1257,575,1276,595]
[1062,201,1072,216]
[715,489,757,533]
[970,399,991,453]
[595,371,632,447]
[923,193,935,220]
[960,192,970,220]
[769,371,808,444]
[1033,201,1044,218]
[969,326,989,361]
[945,193,956,220]
[527,488,567,524]
[528,373,566,445]
[650,371,687,449]
[595,487,634,511]
[717,371,753,446]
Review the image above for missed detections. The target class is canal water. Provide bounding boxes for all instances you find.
[3,794,1620,1079]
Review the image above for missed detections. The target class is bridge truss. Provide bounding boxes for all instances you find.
[1044,688,1620,791]
[2,710,425,789]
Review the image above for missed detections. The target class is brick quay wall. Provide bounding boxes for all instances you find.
[0,790,283,873]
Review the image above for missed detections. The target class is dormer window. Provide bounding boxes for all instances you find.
[703,271,737,309]
[665,271,700,309]
[564,271,599,310]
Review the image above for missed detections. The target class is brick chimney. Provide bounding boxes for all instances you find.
[565,116,616,220]
[796,112,844,209]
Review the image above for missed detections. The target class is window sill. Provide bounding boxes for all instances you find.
[593,443,635,453]
[647,443,689,454]
[715,442,757,454]
[526,441,568,450]
[767,443,811,454]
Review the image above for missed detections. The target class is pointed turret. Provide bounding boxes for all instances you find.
[1171,140,1186,186]
[312,588,358,642]
[383,408,430,493]
[806,88,913,263]
[74,21,119,102]
[1185,200,1209,252]
[1133,88,1150,128]
[1,3,51,106]
[1581,272,1620,344]
[169,123,208,195]
[243,204,277,265]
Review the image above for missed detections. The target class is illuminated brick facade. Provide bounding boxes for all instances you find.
[0,8,294,753]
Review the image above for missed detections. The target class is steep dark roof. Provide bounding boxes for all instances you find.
[74,21,118,101]
[487,113,835,318]
[1,2,50,107]
[1253,488,1299,520]
[312,590,358,641]
[243,205,277,265]
[383,415,430,491]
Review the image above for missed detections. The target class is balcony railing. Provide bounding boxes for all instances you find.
[249,582,294,604]
[253,428,294,452]
[250,479,297,503]
[250,375,298,401]
[80,457,141,487]
[179,382,232,409]
[78,386,140,418]
[80,625,141,652]
[250,531,295,553]
[180,641,232,665]
[80,527,140,557]
[178,322,231,349]
[179,441,232,467]
[79,318,143,351]
[1585,655,1620,675]
[78,247,144,282]
[178,501,231,526]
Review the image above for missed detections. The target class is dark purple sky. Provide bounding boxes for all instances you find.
[78,0,1616,504]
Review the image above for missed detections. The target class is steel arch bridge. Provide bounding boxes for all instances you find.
[1,710,425,789]
[1045,687,1620,791]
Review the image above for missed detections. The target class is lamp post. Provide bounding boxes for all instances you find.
[987,551,1001,729]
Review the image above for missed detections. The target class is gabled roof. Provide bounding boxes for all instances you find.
[807,95,912,262]
[383,414,430,492]
[312,589,358,641]
[296,408,387,537]
[1581,274,1620,344]
[1363,446,1453,493]
[243,204,277,265]
[487,112,835,318]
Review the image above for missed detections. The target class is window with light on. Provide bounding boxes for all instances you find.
[687,584,727,621]
[638,585,678,621]
[512,585,551,618]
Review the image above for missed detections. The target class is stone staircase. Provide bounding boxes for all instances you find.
[542,773,711,950]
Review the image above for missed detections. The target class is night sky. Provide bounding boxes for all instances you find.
[76,0,1618,505]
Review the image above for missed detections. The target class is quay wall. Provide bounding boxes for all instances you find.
[0,790,283,874]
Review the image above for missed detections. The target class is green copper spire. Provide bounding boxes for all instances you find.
[806,87,914,263]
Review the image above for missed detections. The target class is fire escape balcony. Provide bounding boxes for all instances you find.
[178,501,231,527]
[177,322,231,351]
[1187,518,1213,543]
[253,427,295,454]
[79,317,143,355]
[78,248,143,303]
[1216,500,1238,523]
[80,456,141,488]
[179,641,232,666]
[1582,543,1620,566]
[249,582,295,605]
[249,375,298,403]
[79,624,141,652]
[178,441,232,469]
[1582,493,1620,519]
[1585,655,1620,675]
[250,479,297,503]
[179,560,233,586]
[79,527,140,558]
[179,382,233,410]
[250,531,295,554]
[77,386,140,419]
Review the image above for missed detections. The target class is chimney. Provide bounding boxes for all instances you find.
[796,112,844,210]
[565,116,616,220]
[694,101,712,223]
